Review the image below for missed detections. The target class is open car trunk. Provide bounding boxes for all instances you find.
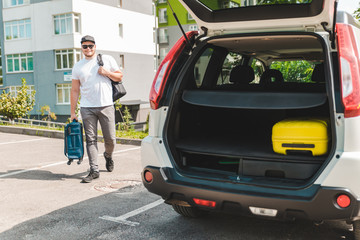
[165,33,335,187]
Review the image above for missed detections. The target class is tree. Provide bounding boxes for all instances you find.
[40,105,57,122]
[354,3,360,20]
[271,61,314,82]
[0,78,36,122]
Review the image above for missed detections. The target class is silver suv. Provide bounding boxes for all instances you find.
[142,1,360,238]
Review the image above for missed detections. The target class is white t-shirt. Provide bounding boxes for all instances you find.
[72,55,120,107]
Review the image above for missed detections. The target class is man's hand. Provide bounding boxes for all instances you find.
[98,67,123,82]
[98,66,110,78]
[71,114,78,121]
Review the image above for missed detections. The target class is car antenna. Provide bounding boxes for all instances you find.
[167,0,192,49]
[331,0,339,49]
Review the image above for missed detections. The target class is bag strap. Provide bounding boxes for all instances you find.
[97,54,104,66]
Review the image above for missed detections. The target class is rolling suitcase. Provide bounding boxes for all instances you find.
[272,118,329,156]
[64,120,84,165]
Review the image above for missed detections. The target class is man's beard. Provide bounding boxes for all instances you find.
[84,51,95,58]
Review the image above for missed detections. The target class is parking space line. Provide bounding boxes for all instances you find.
[0,138,46,146]
[100,199,163,226]
[0,147,141,178]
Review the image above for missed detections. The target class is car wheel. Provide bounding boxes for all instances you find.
[172,204,206,218]
[354,221,360,240]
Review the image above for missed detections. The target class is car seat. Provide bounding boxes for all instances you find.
[260,69,284,85]
[229,65,255,86]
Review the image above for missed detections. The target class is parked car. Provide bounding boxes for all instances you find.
[142,0,360,238]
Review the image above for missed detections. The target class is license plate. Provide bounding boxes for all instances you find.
[249,206,278,217]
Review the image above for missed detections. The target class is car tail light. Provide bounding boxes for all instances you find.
[149,31,198,110]
[193,198,216,208]
[336,194,351,208]
[337,23,360,118]
[144,170,153,183]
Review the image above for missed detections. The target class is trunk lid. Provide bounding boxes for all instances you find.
[179,0,335,35]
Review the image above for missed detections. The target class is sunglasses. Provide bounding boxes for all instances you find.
[82,44,94,49]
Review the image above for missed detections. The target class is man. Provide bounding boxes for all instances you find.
[71,35,123,183]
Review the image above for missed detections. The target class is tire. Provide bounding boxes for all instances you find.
[354,221,360,240]
[172,204,206,218]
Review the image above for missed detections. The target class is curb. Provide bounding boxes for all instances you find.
[0,125,142,146]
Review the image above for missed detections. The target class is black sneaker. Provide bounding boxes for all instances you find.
[82,170,99,183]
[104,152,114,172]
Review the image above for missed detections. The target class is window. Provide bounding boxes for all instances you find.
[189,25,198,31]
[159,8,167,24]
[6,53,33,73]
[54,13,80,35]
[251,59,264,83]
[5,19,31,40]
[55,49,81,70]
[154,56,158,71]
[222,1,239,8]
[270,60,315,83]
[195,48,214,87]
[119,54,124,69]
[0,45,2,86]
[119,24,123,38]
[3,0,30,8]
[217,52,243,85]
[57,83,71,104]
[153,28,157,43]
[188,13,194,21]
[9,85,35,100]
[159,48,168,63]
[158,28,168,43]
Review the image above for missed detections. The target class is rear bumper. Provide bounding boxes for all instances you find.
[142,166,360,221]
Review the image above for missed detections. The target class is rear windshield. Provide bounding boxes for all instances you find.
[198,0,313,11]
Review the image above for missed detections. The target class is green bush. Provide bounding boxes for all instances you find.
[0,78,35,121]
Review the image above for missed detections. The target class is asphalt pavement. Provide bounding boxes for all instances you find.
[0,132,355,240]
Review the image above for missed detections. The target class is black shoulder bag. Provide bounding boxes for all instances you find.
[97,54,126,101]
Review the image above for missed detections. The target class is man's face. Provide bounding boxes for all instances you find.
[81,41,96,58]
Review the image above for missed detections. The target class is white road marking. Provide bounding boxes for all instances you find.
[0,138,46,146]
[100,199,163,226]
[0,147,141,178]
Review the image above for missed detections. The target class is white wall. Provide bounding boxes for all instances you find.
[72,0,156,55]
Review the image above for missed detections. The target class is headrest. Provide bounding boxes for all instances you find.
[229,65,255,84]
[312,63,325,83]
[260,69,284,84]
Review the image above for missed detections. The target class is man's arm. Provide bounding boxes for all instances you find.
[70,79,80,121]
[98,67,123,82]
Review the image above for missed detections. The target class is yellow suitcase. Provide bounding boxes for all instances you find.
[272,118,329,156]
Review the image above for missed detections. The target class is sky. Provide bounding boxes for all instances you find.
[337,0,359,14]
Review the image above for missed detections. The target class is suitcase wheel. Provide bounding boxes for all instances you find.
[67,159,73,165]
[77,158,83,165]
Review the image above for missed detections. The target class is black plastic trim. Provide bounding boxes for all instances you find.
[142,166,360,221]
[182,90,327,109]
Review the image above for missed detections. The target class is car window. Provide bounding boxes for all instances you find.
[270,60,315,83]
[194,48,214,88]
[217,52,243,86]
[251,58,264,84]
[198,0,313,10]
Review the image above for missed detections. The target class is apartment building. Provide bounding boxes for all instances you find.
[0,0,156,122]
